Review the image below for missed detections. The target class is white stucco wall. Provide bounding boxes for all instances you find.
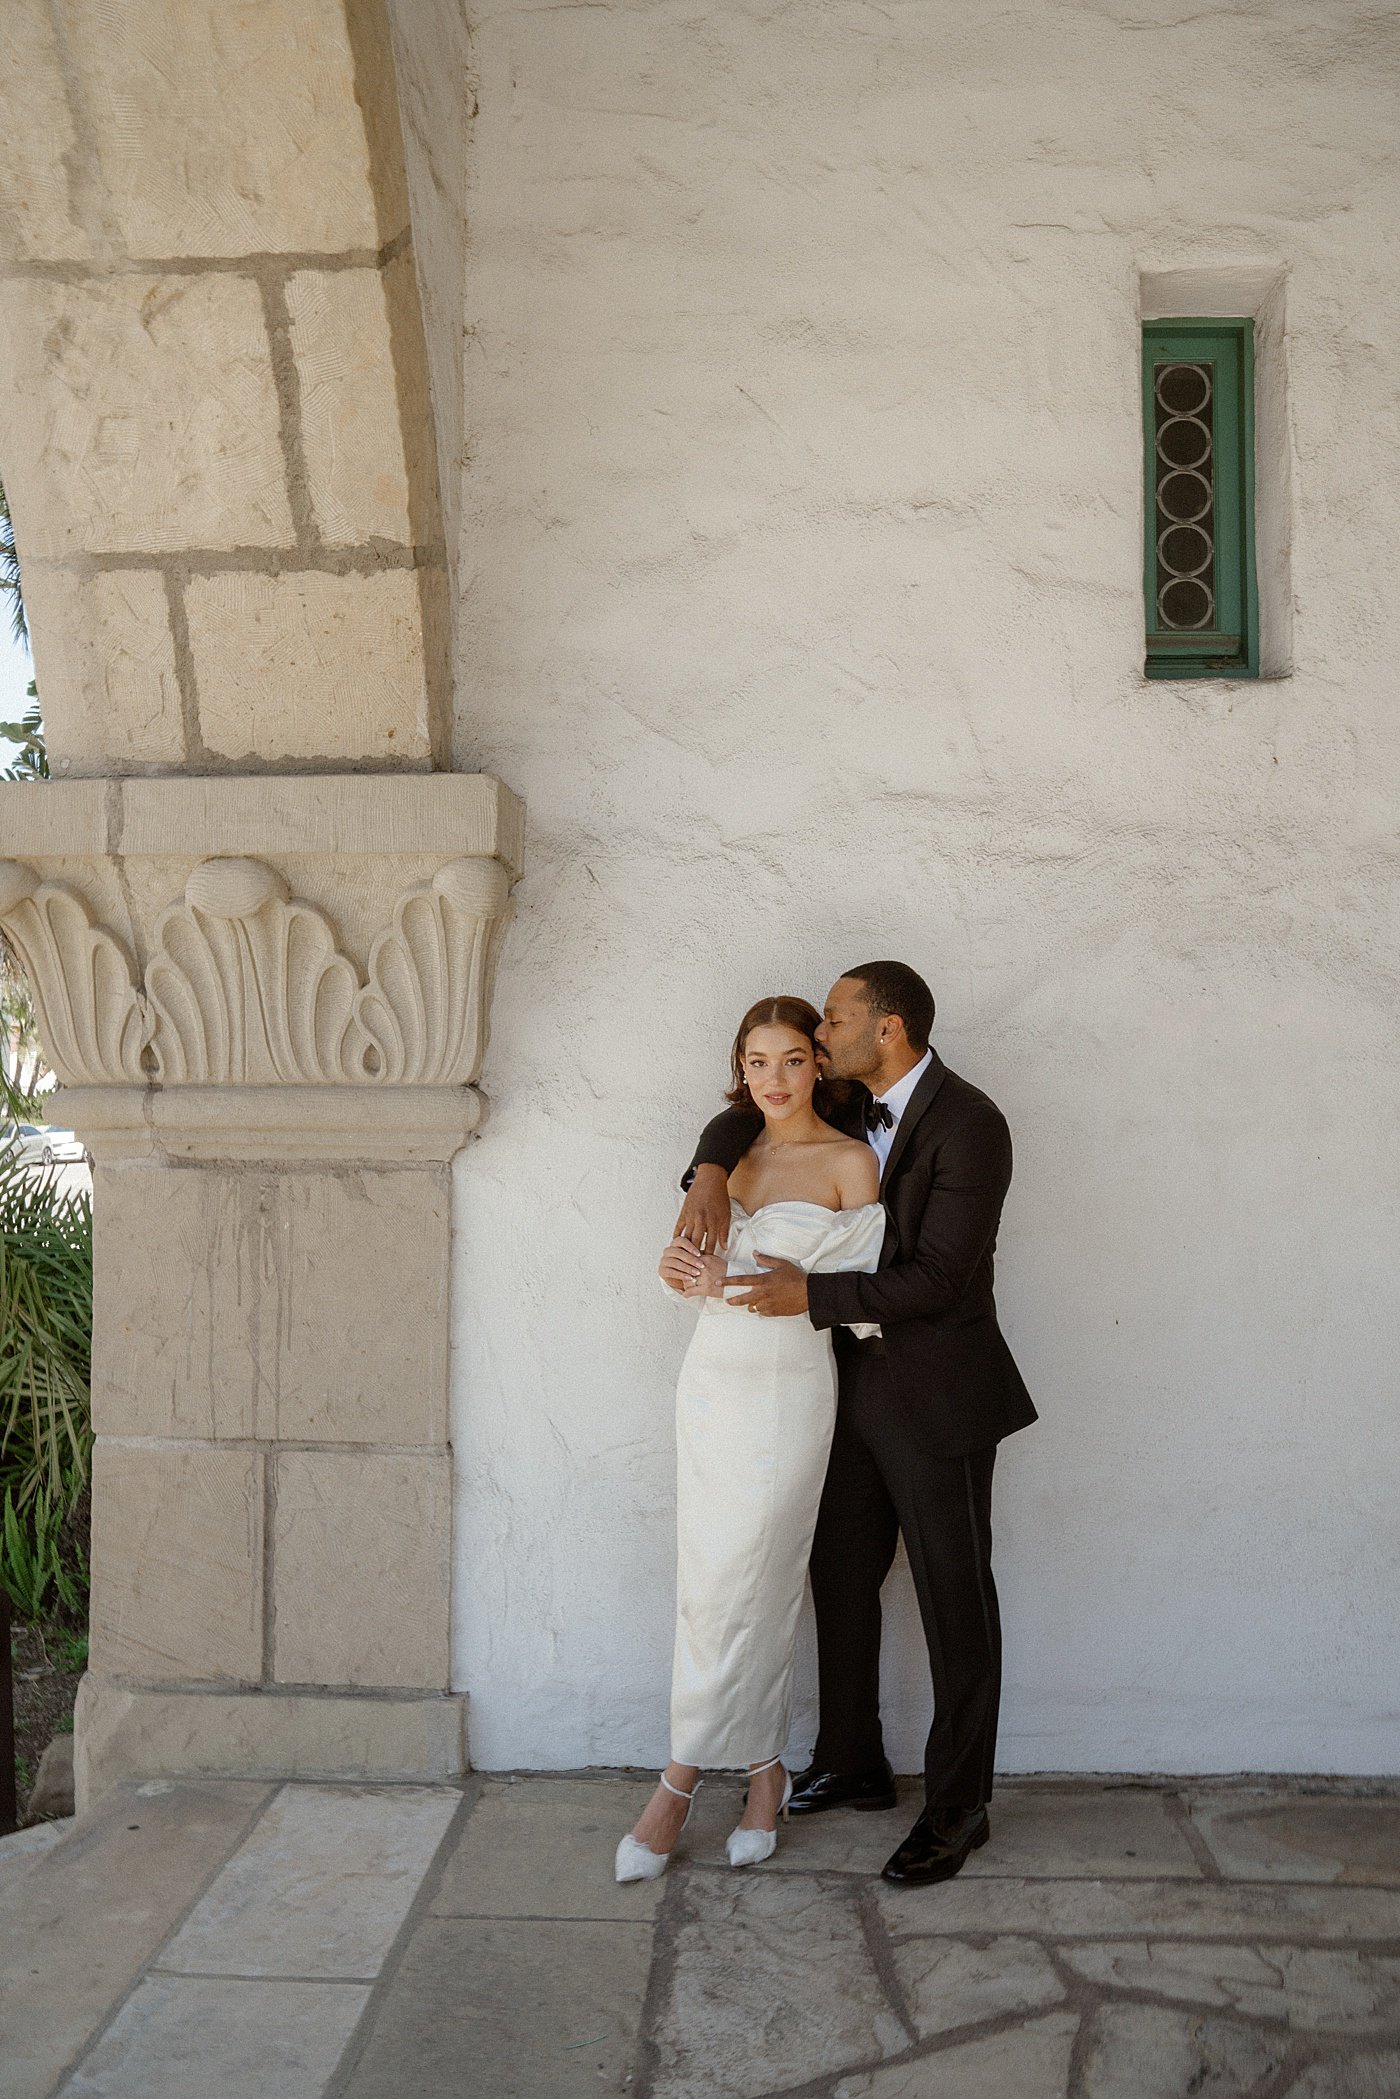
[448,0,1400,1775]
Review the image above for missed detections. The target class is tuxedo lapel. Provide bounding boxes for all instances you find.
[879,1051,948,1196]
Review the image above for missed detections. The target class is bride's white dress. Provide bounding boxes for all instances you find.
[669,1198,886,1767]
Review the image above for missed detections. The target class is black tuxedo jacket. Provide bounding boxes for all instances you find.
[685,1052,1037,1459]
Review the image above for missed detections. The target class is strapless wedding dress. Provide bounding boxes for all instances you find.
[669,1198,885,1767]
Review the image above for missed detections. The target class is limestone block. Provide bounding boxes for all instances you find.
[0,3,93,262]
[75,1085,484,1167]
[272,1451,450,1689]
[89,1443,264,1684]
[0,773,525,877]
[93,1164,450,1445]
[1,275,293,557]
[74,1680,467,1808]
[64,0,380,257]
[287,269,413,543]
[187,570,429,762]
[20,565,184,771]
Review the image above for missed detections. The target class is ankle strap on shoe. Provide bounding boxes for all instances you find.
[748,1755,784,1775]
[659,1773,699,1801]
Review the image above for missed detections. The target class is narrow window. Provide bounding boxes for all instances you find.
[1143,319,1258,679]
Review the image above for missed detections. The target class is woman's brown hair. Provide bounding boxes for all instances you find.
[724,996,848,1116]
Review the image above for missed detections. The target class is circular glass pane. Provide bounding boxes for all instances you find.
[1157,470,1213,524]
[1156,415,1212,471]
[1158,575,1215,629]
[1158,523,1212,577]
[1155,362,1211,416]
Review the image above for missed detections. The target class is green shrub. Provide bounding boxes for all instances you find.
[1,1484,60,1618]
[0,1138,92,1620]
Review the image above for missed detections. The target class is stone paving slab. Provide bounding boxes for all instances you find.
[874,1872,1400,1942]
[0,1777,273,2099]
[890,1934,1065,2037]
[0,1817,73,1876]
[957,1783,1203,1880]
[1063,1940,1400,2032]
[1284,2047,1400,2096]
[339,1917,655,2099]
[1078,2002,1287,2097]
[430,1775,666,1921]
[766,1779,1201,1882]
[647,1868,908,2099]
[158,1782,461,1979]
[1187,1790,1400,1885]
[59,1975,372,2099]
[6,1776,1400,2099]
[832,2011,1079,2097]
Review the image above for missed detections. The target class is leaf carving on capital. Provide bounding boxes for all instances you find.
[354,858,512,1085]
[1,854,512,1090]
[0,862,148,1086]
[144,855,510,1087]
[146,857,363,1084]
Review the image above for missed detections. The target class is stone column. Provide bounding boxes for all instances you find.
[0,1,510,1805]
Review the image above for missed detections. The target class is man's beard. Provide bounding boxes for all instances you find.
[818,1042,878,1086]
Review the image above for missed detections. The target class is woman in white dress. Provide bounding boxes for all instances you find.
[616,997,885,1881]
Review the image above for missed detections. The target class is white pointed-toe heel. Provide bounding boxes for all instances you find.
[615,1772,701,1883]
[726,1756,792,1868]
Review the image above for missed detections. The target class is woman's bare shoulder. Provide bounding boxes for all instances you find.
[831,1137,879,1203]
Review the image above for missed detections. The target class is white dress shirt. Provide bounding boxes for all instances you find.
[865,1048,933,1176]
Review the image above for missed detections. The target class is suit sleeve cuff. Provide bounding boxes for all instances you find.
[807,1271,859,1331]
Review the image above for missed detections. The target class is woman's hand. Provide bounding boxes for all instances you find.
[659,1239,729,1298]
[688,1251,729,1299]
[659,1236,707,1295]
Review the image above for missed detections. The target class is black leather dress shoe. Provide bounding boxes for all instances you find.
[786,1760,898,1816]
[881,1804,990,1885]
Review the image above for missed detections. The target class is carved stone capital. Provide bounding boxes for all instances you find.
[0,776,523,1131]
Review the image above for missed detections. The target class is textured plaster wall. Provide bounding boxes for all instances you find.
[450,0,1400,1773]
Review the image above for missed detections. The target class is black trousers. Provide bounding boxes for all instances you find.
[808,1343,1002,1813]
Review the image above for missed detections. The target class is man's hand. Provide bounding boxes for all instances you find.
[723,1253,809,1317]
[674,1163,731,1254]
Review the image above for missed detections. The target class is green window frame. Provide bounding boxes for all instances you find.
[1143,319,1258,679]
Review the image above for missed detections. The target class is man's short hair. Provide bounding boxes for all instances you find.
[843,961,936,1052]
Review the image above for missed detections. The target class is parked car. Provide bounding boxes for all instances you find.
[38,1126,91,1168]
[0,1121,92,1169]
[0,1120,48,1164]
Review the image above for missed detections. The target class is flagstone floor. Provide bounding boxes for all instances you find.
[2,1772,1398,2097]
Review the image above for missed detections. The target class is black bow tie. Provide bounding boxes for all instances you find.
[864,1097,894,1132]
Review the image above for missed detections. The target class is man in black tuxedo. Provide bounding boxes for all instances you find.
[674,962,1036,1885]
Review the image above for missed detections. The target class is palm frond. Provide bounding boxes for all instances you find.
[0,476,29,650]
[0,696,47,783]
[0,1139,93,1515]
